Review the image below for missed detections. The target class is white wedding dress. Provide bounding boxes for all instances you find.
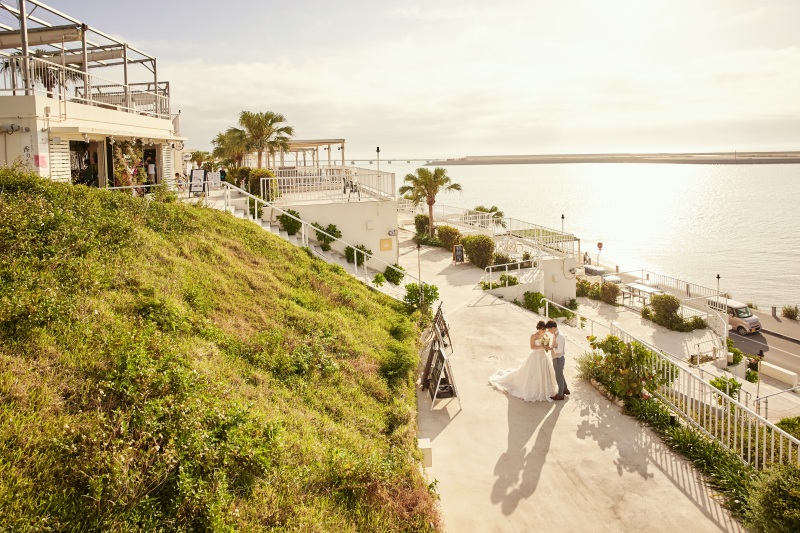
[489,338,559,402]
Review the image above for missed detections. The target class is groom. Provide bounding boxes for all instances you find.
[546,320,570,400]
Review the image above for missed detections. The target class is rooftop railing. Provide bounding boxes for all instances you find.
[397,201,577,257]
[0,55,170,119]
[262,166,395,204]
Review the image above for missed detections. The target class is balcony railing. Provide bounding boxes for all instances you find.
[261,166,395,204]
[0,55,170,119]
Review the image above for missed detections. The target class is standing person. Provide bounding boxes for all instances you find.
[488,320,558,402]
[545,320,569,400]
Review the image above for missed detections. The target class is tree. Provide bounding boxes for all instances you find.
[190,151,210,170]
[474,205,506,228]
[238,111,294,169]
[211,127,248,168]
[399,167,462,237]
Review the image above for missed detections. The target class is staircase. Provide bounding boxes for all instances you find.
[183,185,410,303]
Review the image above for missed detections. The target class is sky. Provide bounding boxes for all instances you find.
[26,0,800,157]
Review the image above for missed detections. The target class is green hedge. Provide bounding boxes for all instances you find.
[461,234,495,269]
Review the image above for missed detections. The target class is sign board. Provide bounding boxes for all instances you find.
[453,244,465,264]
[433,303,453,352]
[189,169,207,194]
[428,350,459,409]
[597,242,603,250]
[207,171,221,189]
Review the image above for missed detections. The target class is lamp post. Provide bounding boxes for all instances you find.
[376,146,380,171]
[561,214,565,253]
[417,240,423,309]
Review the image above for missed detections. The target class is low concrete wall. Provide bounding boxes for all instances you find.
[760,361,798,387]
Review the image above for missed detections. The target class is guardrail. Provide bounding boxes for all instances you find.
[194,181,429,307]
[604,322,800,470]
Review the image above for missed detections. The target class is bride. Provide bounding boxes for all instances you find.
[489,320,559,402]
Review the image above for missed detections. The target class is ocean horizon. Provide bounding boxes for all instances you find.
[366,160,800,309]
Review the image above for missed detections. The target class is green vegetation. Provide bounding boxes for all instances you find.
[312,222,342,252]
[472,205,505,228]
[782,305,799,320]
[480,274,519,290]
[384,264,405,285]
[345,244,372,266]
[710,375,742,401]
[581,336,800,529]
[461,235,495,270]
[436,225,461,250]
[641,293,707,332]
[278,208,302,236]
[0,171,439,531]
[576,278,619,305]
[403,283,439,314]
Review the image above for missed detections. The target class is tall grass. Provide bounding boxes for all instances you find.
[0,171,439,531]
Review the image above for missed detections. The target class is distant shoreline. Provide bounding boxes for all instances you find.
[426,152,800,165]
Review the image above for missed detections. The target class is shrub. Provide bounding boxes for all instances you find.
[745,370,759,383]
[776,416,800,440]
[645,293,707,332]
[576,278,592,297]
[227,166,251,188]
[278,208,302,236]
[403,283,439,314]
[744,463,800,533]
[710,375,742,401]
[384,264,405,285]
[436,225,461,250]
[248,168,277,200]
[518,291,546,314]
[345,244,372,266]
[414,214,429,235]
[726,337,744,366]
[481,274,519,290]
[372,272,385,287]
[565,298,578,311]
[584,335,679,398]
[312,222,342,251]
[600,282,620,305]
[782,305,799,320]
[492,252,513,266]
[415,233,443,247]
[379,340,418,387]
[461,234,495,269]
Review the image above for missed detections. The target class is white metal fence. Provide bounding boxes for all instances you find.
[0,56,170,118]
[262,166,395,203]
[397,201,577,257]
[608,322,800,470]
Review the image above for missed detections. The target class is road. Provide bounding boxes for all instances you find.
[730,330,800,377]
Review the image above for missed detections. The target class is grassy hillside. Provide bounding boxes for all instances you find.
[0,171,439,532]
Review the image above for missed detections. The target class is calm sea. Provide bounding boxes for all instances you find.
[368,160,800,308]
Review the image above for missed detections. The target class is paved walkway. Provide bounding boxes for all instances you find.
[401,237,747,532]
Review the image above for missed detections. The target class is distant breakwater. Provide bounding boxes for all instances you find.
[427,152,800,166]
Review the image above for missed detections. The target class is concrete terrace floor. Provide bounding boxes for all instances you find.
[398,234,745,532]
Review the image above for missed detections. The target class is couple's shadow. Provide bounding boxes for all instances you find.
[490,396,562,514]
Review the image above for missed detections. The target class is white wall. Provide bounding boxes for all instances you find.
[541,255,578,305]
[278,200,399,267]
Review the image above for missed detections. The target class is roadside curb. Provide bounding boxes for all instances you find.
[762,329,800,345]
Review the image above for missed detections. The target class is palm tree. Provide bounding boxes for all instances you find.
[474,205,507,228]
[211,127,248,168]
[237,111,294,169]
[190,150,211,170]
[399,167,462,237]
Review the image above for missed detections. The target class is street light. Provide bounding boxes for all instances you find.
[561,213,564,234]
[376,146,380,171]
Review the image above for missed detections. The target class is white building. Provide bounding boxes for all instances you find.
[0,1,185,188]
